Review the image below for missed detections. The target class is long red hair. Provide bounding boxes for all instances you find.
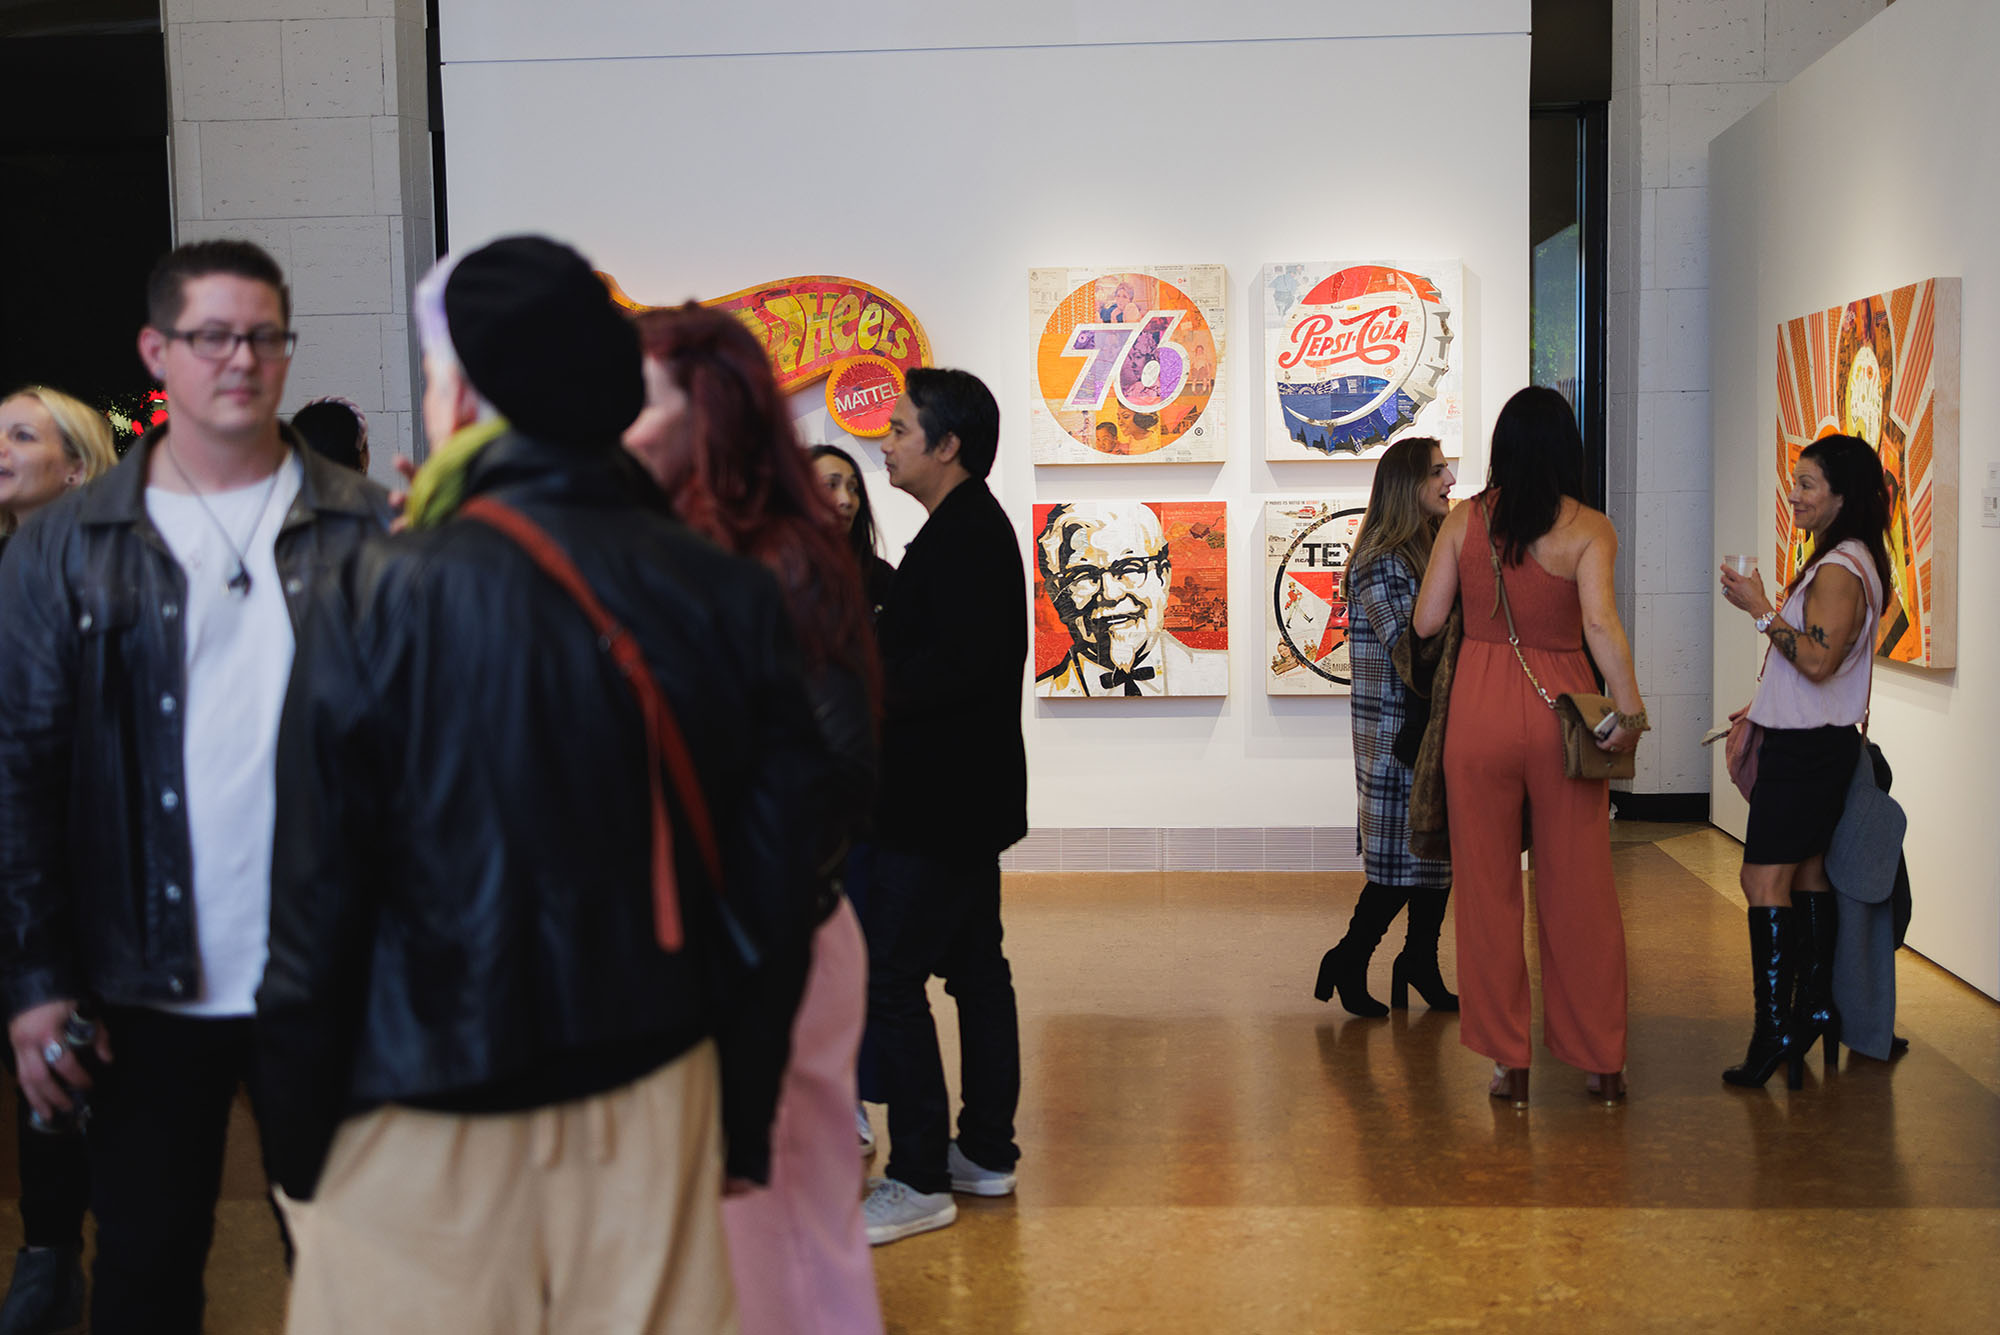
[630,303,875,679]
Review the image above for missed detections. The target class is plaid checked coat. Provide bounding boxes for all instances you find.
[1347,554,1452,889]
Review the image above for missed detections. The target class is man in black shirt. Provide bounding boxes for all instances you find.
[861,368,1029,1245]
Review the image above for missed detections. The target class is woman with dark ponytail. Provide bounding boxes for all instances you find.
[1717,433,1892,1088]
[1412,387,1645,1106]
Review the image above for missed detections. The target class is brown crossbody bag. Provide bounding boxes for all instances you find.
[1481,503,1636,782]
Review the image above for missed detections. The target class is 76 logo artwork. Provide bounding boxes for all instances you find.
[1030,266,1227,465]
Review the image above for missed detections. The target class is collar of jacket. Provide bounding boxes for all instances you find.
[76,421,383,531]
[449,427,674,518]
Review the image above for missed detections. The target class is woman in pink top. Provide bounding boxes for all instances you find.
[1718,434,1891,1088]
[627,306,885,1335]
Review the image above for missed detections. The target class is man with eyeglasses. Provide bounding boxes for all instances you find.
[0,238,389,1332]
[861,368,1027,1244]
[1034,502,1226,696]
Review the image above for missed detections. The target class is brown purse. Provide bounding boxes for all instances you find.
[1482,505,1636,782]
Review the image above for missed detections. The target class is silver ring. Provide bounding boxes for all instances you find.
[41,1040,65,1066]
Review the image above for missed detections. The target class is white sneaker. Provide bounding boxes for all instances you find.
[856,1104,875,1157]
[947,1141,1017,1197]
[862,1177,957,1245]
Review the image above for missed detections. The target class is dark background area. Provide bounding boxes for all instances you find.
[0,1,169,417]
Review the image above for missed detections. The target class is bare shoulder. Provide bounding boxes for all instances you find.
[1439,499,1473,537]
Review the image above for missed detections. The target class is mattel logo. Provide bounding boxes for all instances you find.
[825,354,904,438]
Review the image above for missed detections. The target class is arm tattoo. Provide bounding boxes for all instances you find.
[1767,625,1801,662]
[1806,623,1831,649]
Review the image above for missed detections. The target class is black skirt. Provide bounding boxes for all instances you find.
[1743,724,1863,865]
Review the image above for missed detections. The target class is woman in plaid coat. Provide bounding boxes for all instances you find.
[1314,437,1459,1015]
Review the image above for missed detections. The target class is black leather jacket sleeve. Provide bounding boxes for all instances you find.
[0,520,84,1019]
[255,554,393,1199]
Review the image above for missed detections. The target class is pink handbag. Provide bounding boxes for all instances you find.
[1724,706,1761,801]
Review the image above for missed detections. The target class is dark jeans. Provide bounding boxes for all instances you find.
[862,847,1020,1195]
[2,1048,90,1252]
[85,1007,272,1335]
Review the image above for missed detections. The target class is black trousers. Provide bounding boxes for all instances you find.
[4,1062,90,1252]
[863,847,1020,1195]
[84,1007,271,1335]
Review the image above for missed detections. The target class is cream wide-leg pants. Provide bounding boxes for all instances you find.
[280,1040,736,1335]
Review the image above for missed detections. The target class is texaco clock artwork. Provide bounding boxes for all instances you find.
[1261,261,1463,460]
[1265,498,1369,695]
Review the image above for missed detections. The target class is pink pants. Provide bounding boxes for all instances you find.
[722,898,883,1335]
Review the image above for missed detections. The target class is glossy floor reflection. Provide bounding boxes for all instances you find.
[2,827,1995,1331]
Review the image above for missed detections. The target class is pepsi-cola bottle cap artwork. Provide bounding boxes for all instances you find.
[1262,261,1463,461]
[1029,266,1228,465]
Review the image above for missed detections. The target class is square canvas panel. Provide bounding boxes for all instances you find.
[1264,498,1370,695]
[1261,261,1464,460]
[1032,501,1228,697]
[1774,277,1959,669]
[1028,266,1227,464]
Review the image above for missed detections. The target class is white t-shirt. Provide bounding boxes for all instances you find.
[145,452,303,1016]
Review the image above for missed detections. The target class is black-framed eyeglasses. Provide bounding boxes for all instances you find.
[161,326,299,361]
[1056,553,1169,601]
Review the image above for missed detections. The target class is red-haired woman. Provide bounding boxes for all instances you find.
[626,304,883,1335]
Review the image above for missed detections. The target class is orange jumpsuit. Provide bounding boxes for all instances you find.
[1444,502,1627,1074]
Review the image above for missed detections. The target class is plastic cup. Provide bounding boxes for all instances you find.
[1722,554,1757,577]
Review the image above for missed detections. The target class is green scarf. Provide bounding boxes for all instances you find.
[404,416,510,531]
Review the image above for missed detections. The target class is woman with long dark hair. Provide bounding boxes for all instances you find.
[1717,433,1891,1087]
[809,444,895,619]
[1315,436,1459,1014]
[1413,387,1645,1106]
[626,304,884,1335]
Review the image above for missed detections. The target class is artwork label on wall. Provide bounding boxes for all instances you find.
[1265,498,1369,695]
[1028,266,1226,465]
[1032,501,1227,697]
[1261,261,1463,460]
[1775,277,1959,669]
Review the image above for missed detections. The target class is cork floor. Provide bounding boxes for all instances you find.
[3,823,1996,1332]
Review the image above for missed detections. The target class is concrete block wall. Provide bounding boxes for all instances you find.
[1606,0,1885,795]
[164,0,433,484]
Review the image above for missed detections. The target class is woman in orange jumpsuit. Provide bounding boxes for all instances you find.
[1412,388,1647,1105]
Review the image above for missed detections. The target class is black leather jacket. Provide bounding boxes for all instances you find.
[0,428,391,1019]
[254,432,830,1196]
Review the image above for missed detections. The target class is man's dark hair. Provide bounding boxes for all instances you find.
[903,367,1000,479]
[146,239,291,330]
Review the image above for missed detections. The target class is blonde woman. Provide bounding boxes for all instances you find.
[0,385,114,1330]
[0,385,118,548]
[1315,436,1459,1015]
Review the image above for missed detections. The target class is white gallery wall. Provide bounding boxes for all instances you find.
[1710,0,1999,998]
[435,1,1531,848]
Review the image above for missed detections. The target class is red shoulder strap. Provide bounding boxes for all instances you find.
[459,496,724,952]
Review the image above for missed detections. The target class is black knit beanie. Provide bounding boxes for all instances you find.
[442,235,643,441]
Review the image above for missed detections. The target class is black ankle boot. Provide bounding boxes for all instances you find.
[1791,891,1841,1068]
[0,1246,84,1335]
[1390,887,1459,1011]
[1315,882,1409,1016]
[1723,906,1802,1088]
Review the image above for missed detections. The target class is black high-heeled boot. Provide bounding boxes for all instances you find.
[1723,906,1802,1088]
[1791,891,1841,1068]
[1315,882,1408,1016]
[1390,886,1459,1011]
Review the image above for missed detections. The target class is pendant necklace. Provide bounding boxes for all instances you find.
[162,440,288,598]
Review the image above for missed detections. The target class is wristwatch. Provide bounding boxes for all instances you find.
[1754,611,1776,634]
